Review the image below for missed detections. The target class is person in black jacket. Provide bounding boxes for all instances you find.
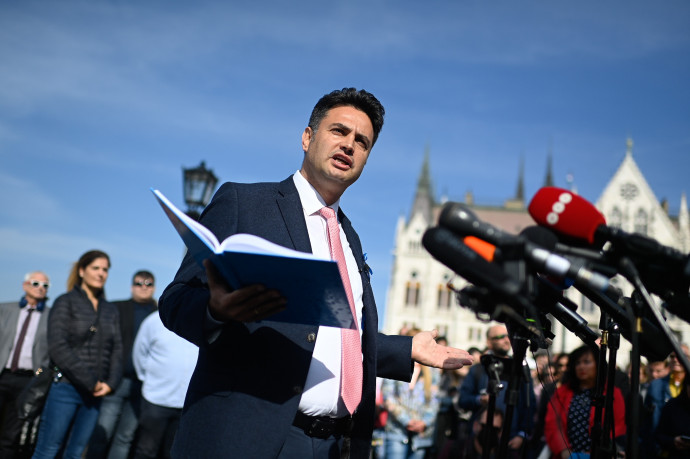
[655,376,690,458]
[33,250,123,459]
[86,270,157,459]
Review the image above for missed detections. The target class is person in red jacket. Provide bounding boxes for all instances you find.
[544,345,626,459]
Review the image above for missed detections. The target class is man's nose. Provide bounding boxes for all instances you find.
[340,135,354,154]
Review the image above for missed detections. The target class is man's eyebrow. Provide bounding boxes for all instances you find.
[329,122,351,132]
[329,122,371,147]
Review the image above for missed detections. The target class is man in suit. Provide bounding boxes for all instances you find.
[159,87,474,459]
[0,271,51,457]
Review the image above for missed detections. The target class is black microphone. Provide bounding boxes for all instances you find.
[533,277,600,346]
[529,187,690,294]
[439,202,619,300]
[421,227,522,298]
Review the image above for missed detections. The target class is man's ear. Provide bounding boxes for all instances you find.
[301,127,313,152]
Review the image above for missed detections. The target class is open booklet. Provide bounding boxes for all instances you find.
[152,189,355,329]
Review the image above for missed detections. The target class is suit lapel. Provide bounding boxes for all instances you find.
[276,178,312,254]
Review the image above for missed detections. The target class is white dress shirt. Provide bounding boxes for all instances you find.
[6,306,41,371]
[292,171,364,418]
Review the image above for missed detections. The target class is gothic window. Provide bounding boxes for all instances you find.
[619,182,639,201]
[467,327,482,342]
[408,240,422,252]
[405,272,421,307]
[634,208,648,235]
[609,206,622,228]
[436,284,453,309]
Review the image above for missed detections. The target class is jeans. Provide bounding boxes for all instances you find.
[384,434,428,459]
[86,377,140,459]
[32,382,101,459]
[132,398,181,459]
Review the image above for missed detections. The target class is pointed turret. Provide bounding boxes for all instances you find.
[544,148,554,188]
[410,147,435,224]
[516,155,525,201]
[505,155,525,209]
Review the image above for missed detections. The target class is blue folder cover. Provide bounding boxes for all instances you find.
[152,189,355,329]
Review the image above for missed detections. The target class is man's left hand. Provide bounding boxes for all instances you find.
[411,329,473,369]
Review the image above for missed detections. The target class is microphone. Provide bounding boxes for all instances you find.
[528,187,690,312]
[439,202,618,298]
[533,278,601,346]
[464,232,600,346]
[527,187,605,245]
[421,227,522,298]
[529,187,690,268]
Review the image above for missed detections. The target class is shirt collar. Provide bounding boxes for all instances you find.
[292,171,341,216]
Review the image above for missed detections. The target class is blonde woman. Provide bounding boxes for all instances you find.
[382,329,441,459]
[33,250,123,459]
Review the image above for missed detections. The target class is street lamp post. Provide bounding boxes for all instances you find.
[182,161,218,220]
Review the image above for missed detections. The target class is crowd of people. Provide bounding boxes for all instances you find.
[3,258,690,459]
[374,325,690,459]
[0,252,197,459]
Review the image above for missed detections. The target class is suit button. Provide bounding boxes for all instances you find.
[307,333,316,343]
[293,386,303,394]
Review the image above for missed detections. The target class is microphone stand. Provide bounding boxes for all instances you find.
[480,354,504,459]
[617,257,690,375]
[496,332,530,459]
[590,311,609,459]
[615,257,690,459]
[624,292,643,459]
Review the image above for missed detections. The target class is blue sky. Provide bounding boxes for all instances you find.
[1,0,689,323]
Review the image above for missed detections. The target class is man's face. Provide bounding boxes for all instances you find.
[23,272,49,304]
[131,276,155,302]
[649,361,669,380]
[669,345,690,374]
[300,105,374,204]
[486,325,511,356]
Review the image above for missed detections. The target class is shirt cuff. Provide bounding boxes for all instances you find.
[204,307,224,343]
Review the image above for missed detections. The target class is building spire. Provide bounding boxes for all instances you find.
[544,144,554,187]
[515,154,525,201]
[505,154,525,209]
[626,137,634,157]
[410,146,435,224]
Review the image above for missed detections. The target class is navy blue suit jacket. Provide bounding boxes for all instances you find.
[159,177,413,458]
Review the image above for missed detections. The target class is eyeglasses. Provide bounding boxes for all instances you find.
[133,281,154,287]
[489,334,508,341]
[28,280,50,288]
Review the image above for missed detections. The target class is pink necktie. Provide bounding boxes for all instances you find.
[319,206,362,414]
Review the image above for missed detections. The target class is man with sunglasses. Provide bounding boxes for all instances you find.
[87,271,157,459]
[0,271,51,456]
[458,324,536,458]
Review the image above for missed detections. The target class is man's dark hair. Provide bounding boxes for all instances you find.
[308,88,385,146]
[133,270,155,282]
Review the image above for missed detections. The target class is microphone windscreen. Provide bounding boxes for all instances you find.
[520,226,559,251]
[528,187,606,245]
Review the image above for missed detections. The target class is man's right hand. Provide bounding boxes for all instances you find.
[204,259,287,323]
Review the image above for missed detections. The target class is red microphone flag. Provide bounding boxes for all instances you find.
[528,187,606,245]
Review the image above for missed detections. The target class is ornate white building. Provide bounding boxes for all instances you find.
[383,140,690,365]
